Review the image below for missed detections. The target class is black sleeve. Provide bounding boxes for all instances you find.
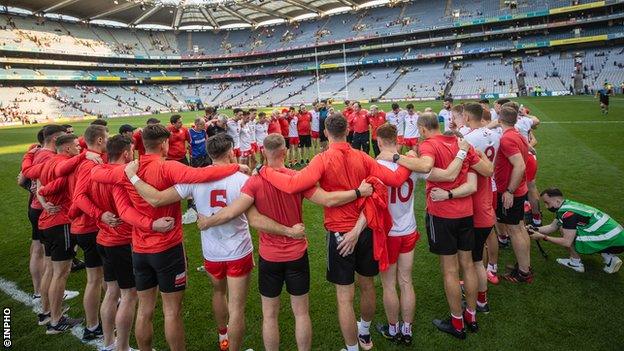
[561,211,590,230]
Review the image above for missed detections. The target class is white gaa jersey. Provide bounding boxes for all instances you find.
[239,123,253,152]
[385,110,405,136]
[248,120,257,144]
[463,127,501,191]
[515,116,533,141]
[403,112,420,138]
[288,116,298,137]
[175,172,252,262]
[378,160,427,236]
[226,120,241,148]
[490,108,498,121]
[458,125,471,137]
[439,109,452,132]
[311,110,320,132]
[255,121,268,145]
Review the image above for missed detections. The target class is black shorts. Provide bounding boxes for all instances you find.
[472,227,493,262]
[73,232,103,268]
[298,135,312,148]
[132,243,187,293]
[259,251,310,298]
[42,224,74,261]
[28,207,43,241]
[600,98,609,106]
[97,244,135,289]
[327,227,378,285]
[496,193,528,225]
[425,214,474,255]
[190,155,210,167]
[600,246,624,254]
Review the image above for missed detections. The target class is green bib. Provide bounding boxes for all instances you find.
[556,200,624,254]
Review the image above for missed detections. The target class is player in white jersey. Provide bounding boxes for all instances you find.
[461,103,500,308]
[448,105,471,136]
[402,104,420,151]
[239,112,254,169]
[227,109,242,162]
[439,97,454,132]
[255,112,269,163]
[287,114,300,167]
[385,103,405,151]
[310,102,321,154]
[121,133,299,351]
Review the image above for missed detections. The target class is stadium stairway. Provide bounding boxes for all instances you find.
[221,82,257,106]
[276,77,317,105]
[379,67,408,100]
[120,86,170,109]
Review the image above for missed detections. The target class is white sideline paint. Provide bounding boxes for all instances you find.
[0,276,101,350]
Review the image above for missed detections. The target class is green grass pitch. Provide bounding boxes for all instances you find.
[0,96,623,350]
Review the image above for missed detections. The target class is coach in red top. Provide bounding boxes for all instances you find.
[259,113,411,351]
[495,106,532,283]
[167,115,190,164]
[368,105,386,157]
[350,102,370,153]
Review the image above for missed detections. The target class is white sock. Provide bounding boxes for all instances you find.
[601,253,615,264]
[346,343,359,351]
[388,322,398,336]
[87,324,99,332]
[570,257,582,266]
[487,263,498,273]
[401,322,412,336]
[358,318,371,335]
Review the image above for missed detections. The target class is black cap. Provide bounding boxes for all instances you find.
[119,124,136,134]
[146,117,161,125]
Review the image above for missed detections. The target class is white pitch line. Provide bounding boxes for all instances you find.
[0,276,100,350]
[540,120,624,124]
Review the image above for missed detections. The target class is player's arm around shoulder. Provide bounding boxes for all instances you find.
[125,160,183,207]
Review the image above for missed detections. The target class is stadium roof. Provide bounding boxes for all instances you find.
[2,0,404,30]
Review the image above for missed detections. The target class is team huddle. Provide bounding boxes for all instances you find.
[17,98,624,351]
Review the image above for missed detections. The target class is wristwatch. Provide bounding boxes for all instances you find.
[506,188,514,194]
[447,190,453,199]
[392,153,400,163]
[355,189,362,198]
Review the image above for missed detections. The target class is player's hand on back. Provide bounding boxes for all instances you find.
[85,151,104,164]
[287,223,306,240]
[152,217,175,233]
[430,187,449,202]
[43,201,60,214]
[101,211,122,227]
[124,160,139,179]
[357,180,373,197]
[458,138,470,152]
[197,213,211,230]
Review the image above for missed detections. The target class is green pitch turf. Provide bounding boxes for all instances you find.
[0,96,622,350]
